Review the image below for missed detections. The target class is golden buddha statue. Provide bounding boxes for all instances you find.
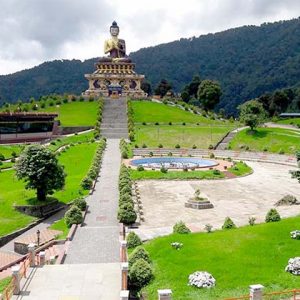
[100,21,131,63]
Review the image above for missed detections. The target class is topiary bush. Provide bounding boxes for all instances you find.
[222,217,236,229]
[137,165,144,171]
[129,247,151,267]
[265,208,281,223]
[118,206,137,225]
[129,258,153,290]
[81,176,93,190]
[65,206,83,227]
[173,221,191,234]
[126,232,142,249]
[73,198,87,211]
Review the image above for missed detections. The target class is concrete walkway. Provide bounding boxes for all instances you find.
[64,138,121,264]
[13,263,121,300]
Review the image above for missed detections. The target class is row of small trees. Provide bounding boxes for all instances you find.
[118,164,137,225]
[81,139,106,190]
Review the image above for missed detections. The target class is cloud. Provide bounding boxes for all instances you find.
[0,0,299,74]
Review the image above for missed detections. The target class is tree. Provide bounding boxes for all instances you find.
[238,99,266,131]
[197,79,221,110]
[154,79,172,97]
[141,80,152,95]
[15,145,66,201]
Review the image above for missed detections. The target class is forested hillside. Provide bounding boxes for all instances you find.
[0,17,299,114]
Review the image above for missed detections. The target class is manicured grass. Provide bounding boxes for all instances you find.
[228,161,252,176]
[143,216,300,299]
[0,142,97,237]
[277,118,300,127]
[49,217,69,240]
[40,101,99,126]
[134,125,234,149]
[132,101,227,124]
[47,130,94,152]
[0,144,24,159]
[129,161,252,180]
[130,169,224,180]
[0,277,12,293]
[229,127,300,154]
[0,161,14,170]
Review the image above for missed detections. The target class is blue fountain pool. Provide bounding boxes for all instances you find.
[130,157,218,169]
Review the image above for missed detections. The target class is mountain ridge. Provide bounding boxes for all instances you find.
[0,17,299,113]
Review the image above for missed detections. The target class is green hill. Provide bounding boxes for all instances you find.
[0,18,300,114]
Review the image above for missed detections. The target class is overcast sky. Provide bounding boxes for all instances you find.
[0,0,299,75]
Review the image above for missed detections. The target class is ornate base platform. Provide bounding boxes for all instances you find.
[83,62,147,99]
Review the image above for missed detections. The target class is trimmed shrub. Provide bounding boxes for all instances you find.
[73,198,87,211]
[173,221,191,234]
[222,217,236,229]
[158,144,163,148]
[137,165,144,171]
[119,194,132,205]
[129,258,153,290]
[81,176,93,190]
[129,247,151,266]
[65,206,83,227]
[265,209,281,223]
[175,144,181,149]
[160,166,168,173]
[127,232,142,249]
[118,207,137,225]
[142,143,147,148]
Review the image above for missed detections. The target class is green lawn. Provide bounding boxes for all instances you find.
[0,142,97,237]
[144,216,300,299]
[0,144,24,159]
[40,101,99,126]
[229,127,300,154]
[47,131,94,152]
[0,161,14,170]
[134,125,234,149]
[130,169,224,180]
[277,118,300,127]
[0,277,12,293]
[132,101,228,125]
[49,217,69,240]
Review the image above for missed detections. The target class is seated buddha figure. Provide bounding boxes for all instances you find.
[99,21,132,63]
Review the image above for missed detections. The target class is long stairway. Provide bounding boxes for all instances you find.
[100,98,128,139]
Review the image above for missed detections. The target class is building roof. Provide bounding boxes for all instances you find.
[0,112,58,122]
[279,113,300,118]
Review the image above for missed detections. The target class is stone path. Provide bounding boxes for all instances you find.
[64,138,121,264]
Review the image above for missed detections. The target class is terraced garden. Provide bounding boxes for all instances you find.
[131,101,236,149]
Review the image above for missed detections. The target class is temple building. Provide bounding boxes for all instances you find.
[83,21,147,99]
[0,112,58,143]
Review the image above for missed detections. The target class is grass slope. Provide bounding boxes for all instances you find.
[41,101,98,126]
[134,125,234,149]
[229,127,300,154]
[277,118,300,127]
[132,101,225,124]
[144,216,300,299]
[0,142,96,237]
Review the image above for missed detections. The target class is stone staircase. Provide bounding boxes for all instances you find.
[215,131,236,150]
[100,98,128,139]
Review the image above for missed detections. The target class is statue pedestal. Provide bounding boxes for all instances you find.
[83,61,147,99]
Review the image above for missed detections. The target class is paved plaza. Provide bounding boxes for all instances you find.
[135,161,300,239]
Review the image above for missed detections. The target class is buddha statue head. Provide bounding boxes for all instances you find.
[110,21,119,37]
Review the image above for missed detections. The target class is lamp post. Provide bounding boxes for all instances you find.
[36,230,40,246]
